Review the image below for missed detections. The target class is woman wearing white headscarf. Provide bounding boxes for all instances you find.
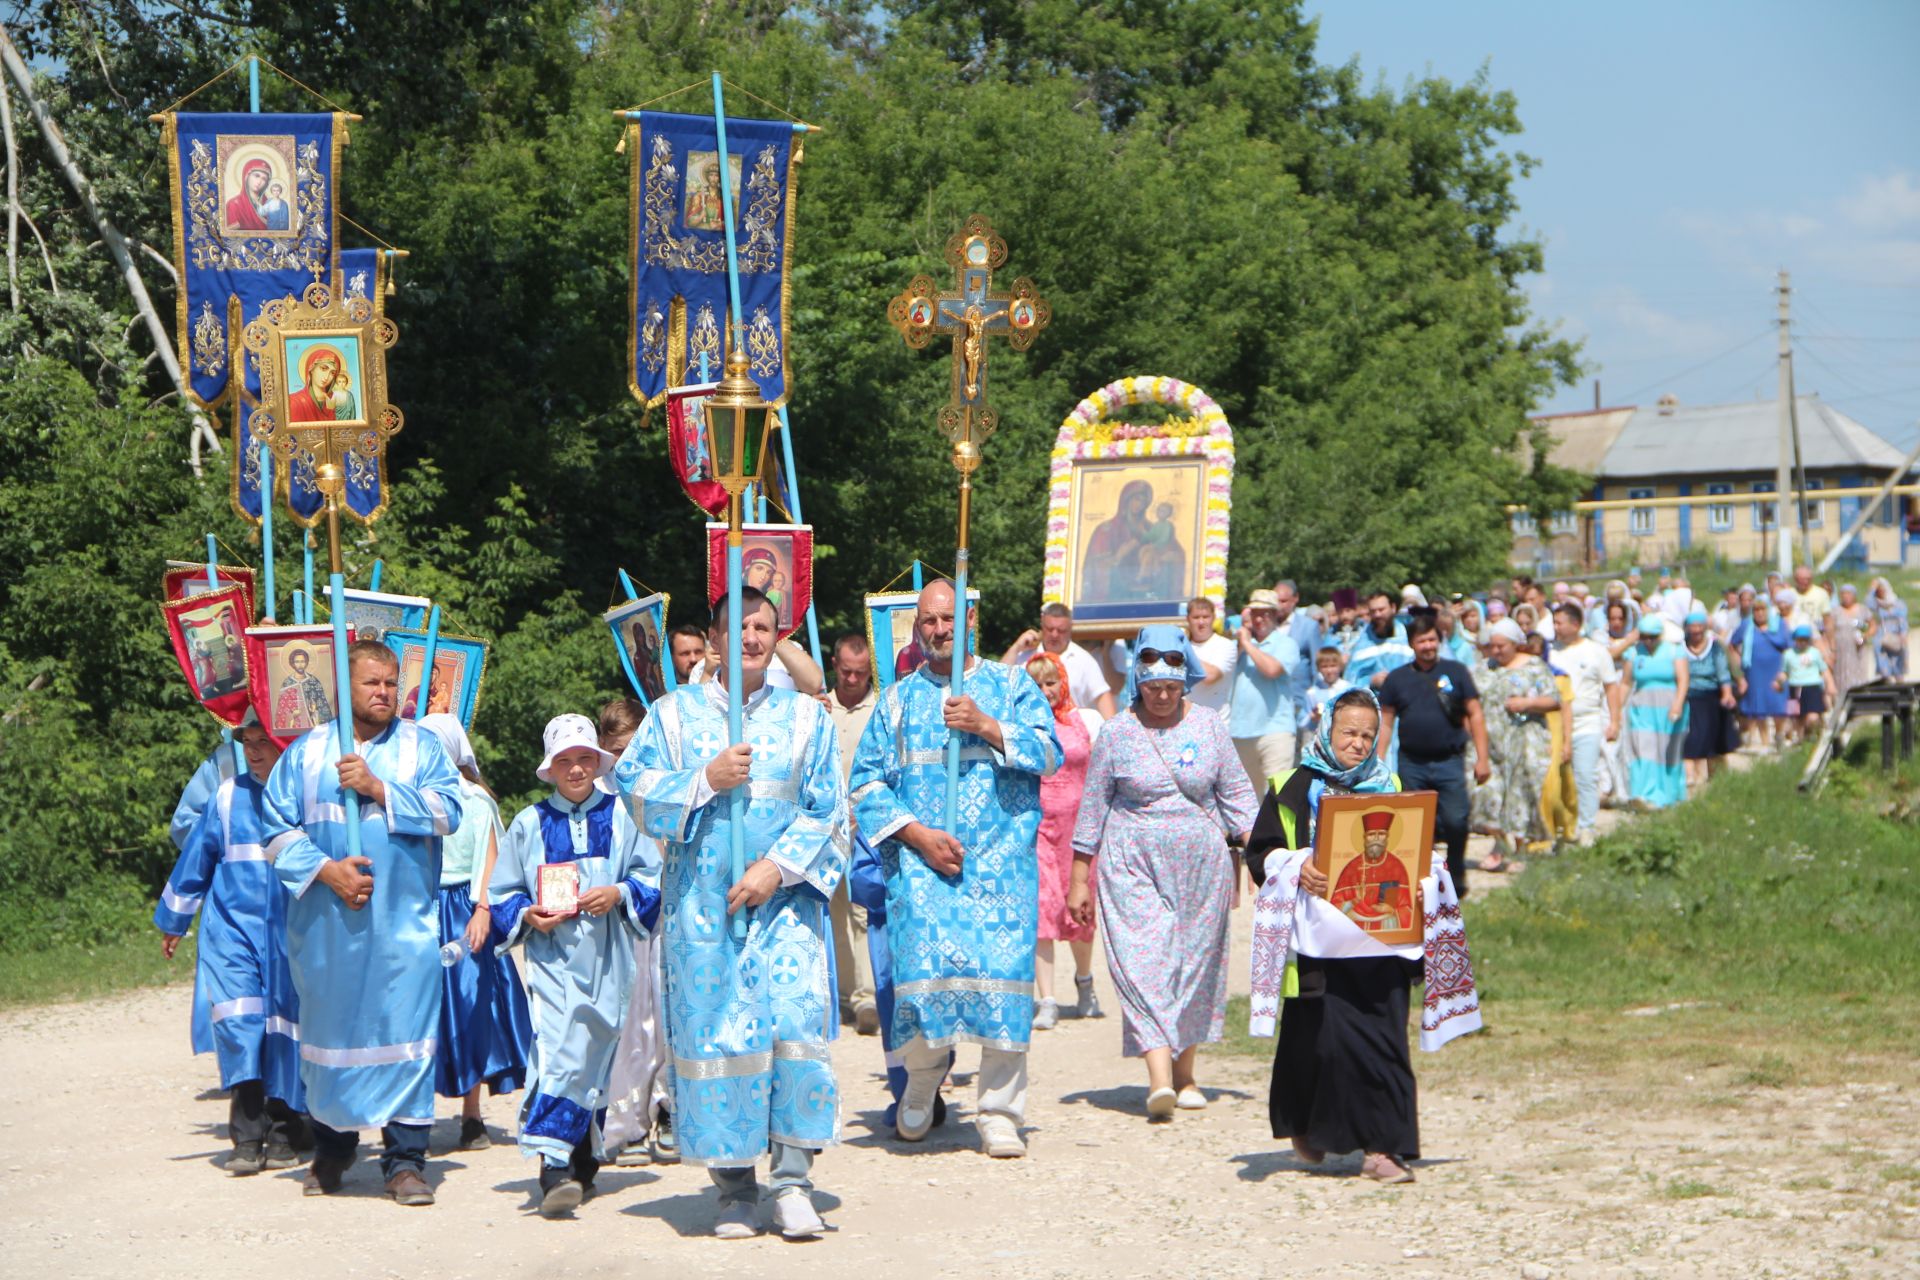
[420,713,532,1149]
[1829,583,1878,698]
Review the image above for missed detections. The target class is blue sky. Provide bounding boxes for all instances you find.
[1309,0,1920,452]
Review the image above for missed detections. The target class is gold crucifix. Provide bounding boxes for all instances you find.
[887,214,1050,475]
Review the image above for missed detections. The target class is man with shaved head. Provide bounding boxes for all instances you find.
[850,580,1061,1160]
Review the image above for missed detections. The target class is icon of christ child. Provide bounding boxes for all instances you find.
[1330,810,1415,933]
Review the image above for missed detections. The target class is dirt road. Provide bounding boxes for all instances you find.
[5,873,1915,1280]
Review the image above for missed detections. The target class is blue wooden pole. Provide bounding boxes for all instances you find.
[912,559,925,591]
[726,530,747,940]
[204,534,219,589]
[247,56,277,621]
[369,559,383,592]
[413,604,441,719]
[302,534,315,624]
[709,73,746,334]
[945,553,968,830]
[327,574,362,858]
[775,404,823,666]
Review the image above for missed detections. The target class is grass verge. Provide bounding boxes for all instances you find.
[1214,745,1920,1097]
[0,932,194,1012]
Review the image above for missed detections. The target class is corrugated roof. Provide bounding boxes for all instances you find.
[1524,407,1635,474]
[1591,395,1913,479]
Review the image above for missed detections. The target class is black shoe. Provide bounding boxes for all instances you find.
[303,1153,350,1196]
[570,1143,600,1193]
[458,1116,491,1151]
[228,1142,265,1176]
[262,1142,302,1170]
[537,1161,583,1218]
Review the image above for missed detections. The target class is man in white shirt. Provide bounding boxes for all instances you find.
[1184,596,1238,713]
[1002,603,1118,718]
[1550,603,1621,843]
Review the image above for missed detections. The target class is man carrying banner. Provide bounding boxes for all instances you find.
[260,639,465,1207]
[617,586,848,1240]
[850,580,1061,1160]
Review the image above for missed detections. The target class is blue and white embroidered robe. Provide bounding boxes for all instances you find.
[849,660,1061,1052]
[170,742,237,850]
[617,680,848,1169]
[154,773,305,1108]
[490,791,660,1164]
[260,718,463,1131]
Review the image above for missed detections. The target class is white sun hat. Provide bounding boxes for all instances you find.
[536,713,617,782]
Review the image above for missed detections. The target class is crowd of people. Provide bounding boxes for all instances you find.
[150,558,1906,1234]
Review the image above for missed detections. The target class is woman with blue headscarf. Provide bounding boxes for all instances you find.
[1244,686,1423,1183]
[1068,623,1257,1122]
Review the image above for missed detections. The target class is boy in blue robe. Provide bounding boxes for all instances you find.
[490,713,660,1218]
[260,640,465,1207]
[156,714,309,1174]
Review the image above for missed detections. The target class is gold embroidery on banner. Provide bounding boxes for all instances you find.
[737,145,781,274]
[689,302,721,375]
[191,300,227,379]
[747,303,779,379]
[639,297,667,375]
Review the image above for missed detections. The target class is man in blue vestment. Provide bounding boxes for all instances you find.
[850,580,1060,1160]
[619,587,848,1240]
[261,639,464,1207]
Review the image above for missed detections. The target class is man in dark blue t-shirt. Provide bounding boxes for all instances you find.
[1377,613,1489,895]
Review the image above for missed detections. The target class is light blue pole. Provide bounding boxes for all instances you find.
[726,531,747,941]
[302,534,315,625]
[618,568,675,693]
[204,534,219,589]
[327,574,362,858]
[369,559,383,592]
[912,559,924,591]
[248,56,276,621]
[413,604,441,719]
[709,73,746,333]
[205,539,242,770]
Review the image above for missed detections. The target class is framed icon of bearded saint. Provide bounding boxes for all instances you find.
[1311,792,1437,949]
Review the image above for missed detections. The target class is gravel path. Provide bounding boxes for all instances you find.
[5,870,1915,1279]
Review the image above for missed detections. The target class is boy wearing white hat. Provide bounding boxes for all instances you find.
[489,713,661,1218]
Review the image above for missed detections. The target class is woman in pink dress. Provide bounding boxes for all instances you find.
[1025,652,1103,1030]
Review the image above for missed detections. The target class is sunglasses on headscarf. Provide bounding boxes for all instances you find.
[1135,648,1186,669]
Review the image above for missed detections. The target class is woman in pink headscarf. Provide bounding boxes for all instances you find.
[1024,650,1103,1029]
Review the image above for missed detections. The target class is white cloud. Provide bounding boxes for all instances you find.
[1837,171,1920,232]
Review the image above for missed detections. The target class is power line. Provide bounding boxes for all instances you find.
[1613,329,1773,404]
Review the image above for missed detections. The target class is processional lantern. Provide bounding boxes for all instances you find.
[700,337,777,526]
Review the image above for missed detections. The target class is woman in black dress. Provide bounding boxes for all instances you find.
[1245,688,1421,1184]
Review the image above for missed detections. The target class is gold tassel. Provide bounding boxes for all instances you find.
[615,126,628,156]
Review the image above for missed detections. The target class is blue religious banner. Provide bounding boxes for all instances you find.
[626,110,797,408]
[164,112,346,410]
[231,247,389,527]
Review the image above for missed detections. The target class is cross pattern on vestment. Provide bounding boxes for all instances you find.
[887,214,1051,453]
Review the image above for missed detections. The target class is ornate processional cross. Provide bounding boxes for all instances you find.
[887,215,1050,475]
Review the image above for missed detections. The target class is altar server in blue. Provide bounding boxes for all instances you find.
[156,714,309,1175]
[850,580,1061,1160]
[618,586,848,1241]
[260,639,464,1208]
[490,713,660,1219]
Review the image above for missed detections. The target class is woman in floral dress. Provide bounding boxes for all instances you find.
[1024,652,1103,1030]
[1474,618,1562,867]
[1070,624,1257,1122]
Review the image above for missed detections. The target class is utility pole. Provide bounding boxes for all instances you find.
[1775,269,1798,580]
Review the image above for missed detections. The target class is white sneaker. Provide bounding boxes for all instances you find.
[772,1188,825,1238]
[1032,998,1058,1031]
[977,1114,1026,1158]
[896,1078,939,1141]
[713,1200,760,1239]
[1176,1086,1207,1110]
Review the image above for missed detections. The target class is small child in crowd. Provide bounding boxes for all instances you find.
[490,714,660,1218]
[1775,623,1836,741]
[1305,645,1352,725]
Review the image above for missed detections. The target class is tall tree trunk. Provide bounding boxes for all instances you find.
[0,23,219,473]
